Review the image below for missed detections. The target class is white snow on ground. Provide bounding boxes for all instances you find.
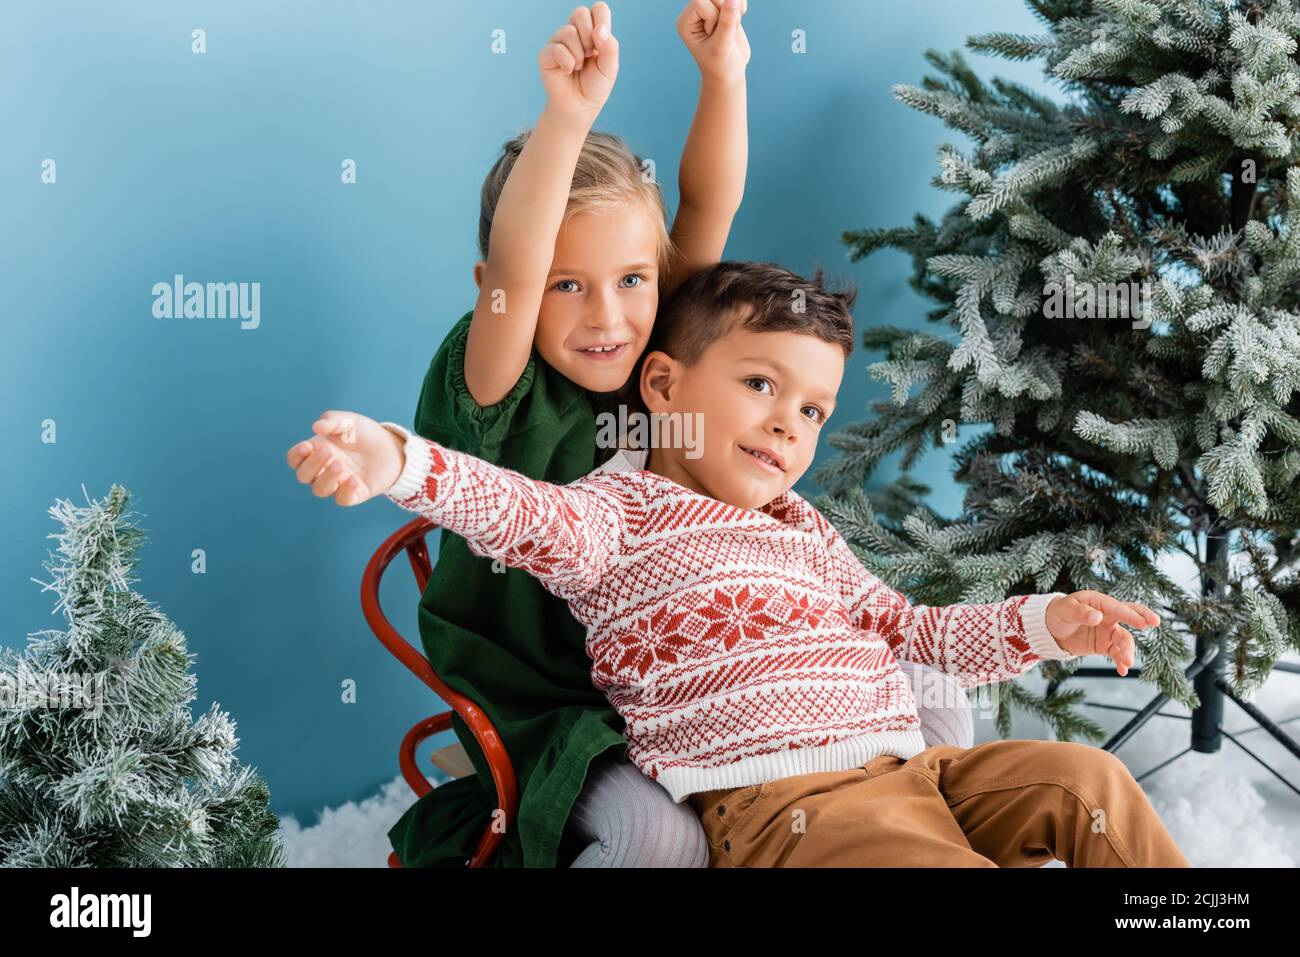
[277,774,419,868]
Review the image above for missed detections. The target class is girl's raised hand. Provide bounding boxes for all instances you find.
[285,411,405,507]
[540,3,620,117]
[677,0,749,85]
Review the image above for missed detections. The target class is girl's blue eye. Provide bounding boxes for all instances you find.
[553,279,580,293]
[619,274,644,288]
[744,376,772,394]
[803,406,826,424]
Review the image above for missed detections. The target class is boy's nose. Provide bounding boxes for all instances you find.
[769,412,802,440]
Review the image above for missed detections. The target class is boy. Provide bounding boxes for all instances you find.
[287,261,1190,867]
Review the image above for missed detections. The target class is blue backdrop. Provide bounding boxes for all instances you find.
[3,1,1046,826]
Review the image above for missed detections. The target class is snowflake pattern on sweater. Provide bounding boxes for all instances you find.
[380,422,1072,801]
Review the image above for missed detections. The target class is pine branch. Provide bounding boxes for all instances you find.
[831,0,1300,732]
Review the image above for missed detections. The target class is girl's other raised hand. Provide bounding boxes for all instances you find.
[677,0,750,85]
[540,3,621,118]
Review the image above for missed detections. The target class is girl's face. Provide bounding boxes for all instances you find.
[533,204,662,394]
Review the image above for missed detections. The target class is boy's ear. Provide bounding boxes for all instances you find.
[472,261,485,289]
[639,351,677,412]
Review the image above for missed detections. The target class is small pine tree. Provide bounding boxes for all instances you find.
[819,0,1300,742]
[0,484,285,867]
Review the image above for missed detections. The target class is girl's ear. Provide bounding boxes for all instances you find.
[639,351,676,411]
[472,261,486,288]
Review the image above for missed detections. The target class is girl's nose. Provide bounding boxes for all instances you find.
[586,288,619,328]
[585,303,622,330]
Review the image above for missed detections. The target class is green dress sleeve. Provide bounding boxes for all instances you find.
[413,310,540,457]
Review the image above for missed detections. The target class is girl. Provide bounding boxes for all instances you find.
[390,0,751,867]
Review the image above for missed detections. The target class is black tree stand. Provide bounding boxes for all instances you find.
[1065,526,1300,798]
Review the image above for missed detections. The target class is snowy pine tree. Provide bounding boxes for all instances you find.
[0,484,285,867]
[819,0,1300,741]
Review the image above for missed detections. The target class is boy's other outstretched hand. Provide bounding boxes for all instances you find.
[286,411,405,507]
[540,3,620,118]
[677,0,750,85]
[1045,590,1162,676]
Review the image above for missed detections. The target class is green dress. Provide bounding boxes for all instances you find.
[386,310,629,868]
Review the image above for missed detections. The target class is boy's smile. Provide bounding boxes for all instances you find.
[641,319,844,510]
[738,442,785,473]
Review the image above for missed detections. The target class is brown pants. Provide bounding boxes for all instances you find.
[686,739,1190,867]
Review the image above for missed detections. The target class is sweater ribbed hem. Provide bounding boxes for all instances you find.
[379,421,431,503]
[1021,591,1073,660]
[656,727,929,803]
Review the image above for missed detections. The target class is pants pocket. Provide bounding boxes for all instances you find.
[694,784,769,860]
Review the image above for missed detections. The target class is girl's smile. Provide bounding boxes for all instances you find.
[575,341,631,361]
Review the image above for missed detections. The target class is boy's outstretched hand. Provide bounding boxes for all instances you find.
[677,0,750,85]
[540,2,620,118]
[1045,591,1162,676]
[286,411,405,507]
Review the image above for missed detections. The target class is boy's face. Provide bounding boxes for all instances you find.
[640,315,845,510]
[475,205,661,394]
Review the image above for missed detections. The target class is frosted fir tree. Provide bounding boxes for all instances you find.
[0,484,285,867]
[817,0,1300,746]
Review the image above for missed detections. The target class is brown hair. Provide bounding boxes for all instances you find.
[647,260,856,367]
[478,128,675,278]
[613,260,856,420]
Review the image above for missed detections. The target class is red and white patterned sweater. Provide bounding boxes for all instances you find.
[379,421,1072,802]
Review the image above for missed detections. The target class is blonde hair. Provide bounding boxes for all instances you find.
[478,129,675,280]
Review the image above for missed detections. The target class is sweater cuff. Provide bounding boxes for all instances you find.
[1021,592,1073,660]
[378,421,433,503]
